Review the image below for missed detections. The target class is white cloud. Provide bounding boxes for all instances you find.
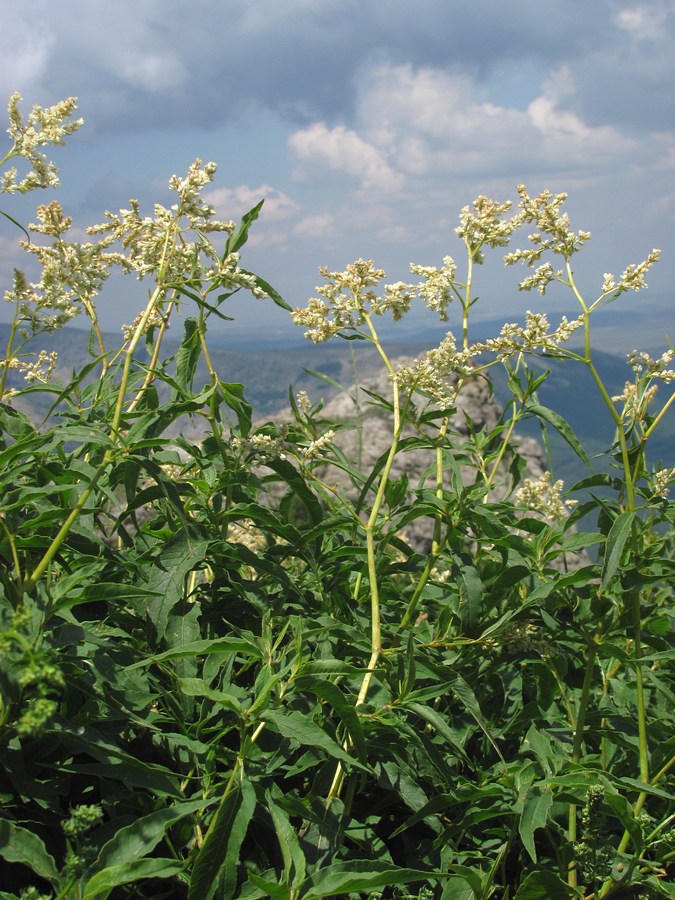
[288,122,404,192]
[615,4,670,40]
[205,184,299,223]
[0,5,53,95]
[115,51,186,93]
[292,213,337,239]
[527,67,634,162]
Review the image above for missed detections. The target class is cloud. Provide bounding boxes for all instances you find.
[615,4,671,40]
[289,122,403,192]
[1,0,673,337]
[0,5,53,91]
[2,0,673,138]
[527,67,634,163]
[205,184,299,222]
[292,213,337,239]
[344,63,636,186]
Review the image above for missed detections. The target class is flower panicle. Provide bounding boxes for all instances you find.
[5,201,128,334]
[472,311,584,361]
[628,348,675,383]
[3,93,83,194]
[505,185,591,276]
[455,195,523,263]
[291,259,414,342]
[86,159,266,299]
[394,331,476,404]
[516,471,577,521]
[410,256,458,321]
[601,249,661,297]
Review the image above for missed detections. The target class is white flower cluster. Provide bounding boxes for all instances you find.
[122,308,168,342]
[89,160,228,274]
[87,160,267,305]
[516,262,563,296]
[1,349,59,395]
[611,380,659,424]
[652,467,675,499]
[455,195,523,263]
[2,93,83,194]
[6,202,126,335]
[627,349,675,383]
[232,427,288,464]
[395,332,475,404]
[409,256,458,321]
[296,390,312,414]
[473,311,583,361]
[505,186,592,271]
[302,429,336,460]
[291,259,416,342]
[515,472,577,522]
[602,250,661,295]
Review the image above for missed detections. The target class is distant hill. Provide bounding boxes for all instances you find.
[1,323,672,491]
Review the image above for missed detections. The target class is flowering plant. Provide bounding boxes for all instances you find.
[0,95,673,900]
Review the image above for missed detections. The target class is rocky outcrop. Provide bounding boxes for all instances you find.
[306,358,549,553]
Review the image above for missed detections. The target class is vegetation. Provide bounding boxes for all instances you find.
[0,93,673,899]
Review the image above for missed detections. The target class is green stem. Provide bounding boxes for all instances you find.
[642,388,675,441]
[400,416,449,628]
[126,299,175,413]
[0,315,19,398]
[329,316,402,800]
[356,314,401,703]
[631,588,650,785]
[23,228,176,597]
[23,456,109,595]
[567,633,599,888]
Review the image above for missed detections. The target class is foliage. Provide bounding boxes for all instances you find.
[0,94,673,900]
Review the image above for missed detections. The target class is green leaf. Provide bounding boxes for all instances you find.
[173,317,201,398]
[50,721,182,798]
[297,860,437,899]
[450,675,504,762]
[295,675,368,765]
[519,787,553,863]
[81,857,184,899]
[224,199,264,257]
[188,774,256,900]
[404,702,471,766]
[513,869,580,898]
[245,873,292,900]
[265,784,307,888]
[0,207,31,241]
[217,380,253,437]
[135,525,210,638]
[0,819,58,884]
[261,708,369,771]
[526,403,591,468]
[458,565,484,636]
[129,636,261,669]
[601,510,635,590]
[242,270,291,311]
[94,798,215,871]
[440,876,477,900]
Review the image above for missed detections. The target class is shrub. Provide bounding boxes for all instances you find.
[0,93,673,899]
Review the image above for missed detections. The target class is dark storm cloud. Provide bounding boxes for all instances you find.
[3,0,671,136]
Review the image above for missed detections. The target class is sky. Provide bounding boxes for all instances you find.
[1,0,674,350]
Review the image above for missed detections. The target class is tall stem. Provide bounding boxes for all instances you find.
[24,227,176,596]
[567,634,599,888]
[400,416,449,628]
[356,315,400,703]
[328,316,401,800]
